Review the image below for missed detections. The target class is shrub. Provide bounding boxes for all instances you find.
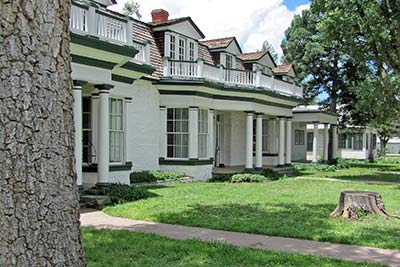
[293,163,337,172]
[130,171,186,184]
[376,156,400,164]
[97,184,152,204]
[335,158,352,169]
[261,168,283,180]
[231,173,266,183]
[209,173,235,182]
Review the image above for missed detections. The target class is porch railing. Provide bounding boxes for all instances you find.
[163,58,303,98]
[69,2,151,65]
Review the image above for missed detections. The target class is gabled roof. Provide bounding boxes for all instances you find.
[272,64,295,75]
[200,37,242,53]
[149,17,205,39]
[237,51,267,61]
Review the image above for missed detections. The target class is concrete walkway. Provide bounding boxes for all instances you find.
[81,210,400,266]
[297,176,400,185]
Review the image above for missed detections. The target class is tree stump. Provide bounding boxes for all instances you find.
[330,191,389,219]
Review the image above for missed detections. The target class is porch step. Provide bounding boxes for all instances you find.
[272,166,296,177]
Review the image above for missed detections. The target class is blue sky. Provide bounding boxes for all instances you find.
[283,0,310,11]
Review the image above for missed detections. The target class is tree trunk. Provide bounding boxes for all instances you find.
[379,136,388,156]
[330,191,389,219]
[0,0,85,266]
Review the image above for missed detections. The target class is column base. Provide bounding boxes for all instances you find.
[96,182,111,188]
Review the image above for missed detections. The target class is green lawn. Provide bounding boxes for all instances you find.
[297,163,400,183]
[103,180,400,250]
[82,227,383,267]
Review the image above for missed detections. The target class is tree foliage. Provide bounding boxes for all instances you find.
[122,0,142,20]
[261,40,279,63]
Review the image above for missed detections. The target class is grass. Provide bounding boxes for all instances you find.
[297,163,400,183]
[82,227,383,267]
[103,180,400,250]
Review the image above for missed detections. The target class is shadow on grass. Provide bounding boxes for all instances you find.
[350,163,400,172]
[152,202,400,249]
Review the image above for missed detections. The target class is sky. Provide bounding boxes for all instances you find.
[108,0,310,60]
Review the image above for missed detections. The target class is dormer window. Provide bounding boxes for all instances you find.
[226,54,233,69]
[165,32,198,61]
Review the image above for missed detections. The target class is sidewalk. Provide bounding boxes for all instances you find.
[297,176,400,185]
[81,210,400,266]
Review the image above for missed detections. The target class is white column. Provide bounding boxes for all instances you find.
[87,6,97,36]
[332,124,338,160]
[255,114,263,169]
[312,122,319,163]
[95,84,113,187]
[126,20,133,46]
[73,80,86,190]
[278,117,285,166]
[269,118,277,154]
[323,123,329,162]
[245,112,254,170]
[285,117,292,165]
[208,109,214,159]
[159,106,167,159]
[189,107,199,159]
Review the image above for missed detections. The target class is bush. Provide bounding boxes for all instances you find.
[209,173,235,182]
[130,171,186,184]
[231,173,266,183]
[97,184,152,204]
[293,163,337,172]
[376,156,400,164]
[335,158,352,169]
[261,168,283,180]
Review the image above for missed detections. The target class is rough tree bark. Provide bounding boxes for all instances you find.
[0,0,85,266]
[330,191,389,220]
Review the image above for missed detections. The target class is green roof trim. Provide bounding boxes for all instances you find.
[158,90,297,109]
[120,61,155,75]
[157,78,303,103]
[111,74,135,84]
[71,54,116,69]
[70,32,138,57]
[293,110,339,117]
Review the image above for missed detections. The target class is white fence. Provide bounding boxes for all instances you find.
[70,4,88,32]
[96,11,127,43]
[132,42,146,63]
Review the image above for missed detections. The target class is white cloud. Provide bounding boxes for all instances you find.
[108,0,310,61]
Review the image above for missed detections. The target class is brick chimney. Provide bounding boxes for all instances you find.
[151,9,169,23]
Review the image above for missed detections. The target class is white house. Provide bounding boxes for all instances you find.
[69,0,348,188]
[377,137,400,155]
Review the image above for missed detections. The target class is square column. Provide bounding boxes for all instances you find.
[323,123,329,162]
[159,106,167,159]
[332,124,338,160]
[245,112,254,170]
[312,121,319,163]
[255,113,263,170]
[207,109,214,159]
[73,80,86,190]
[95,84,113,187]
[285,117,292,165]
[278,117,285,166]
[189,107,199,159]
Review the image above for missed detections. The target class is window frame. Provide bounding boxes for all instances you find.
[166,107,189,160]
[353,133,363,150]
[306,132,314,152]
[338,133,346,149]
[109,97,125,164]
[82,96,93,164]
[252,118,269,153]
[198,109,208,159]
[294,130,305,145]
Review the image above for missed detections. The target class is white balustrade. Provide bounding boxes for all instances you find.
[70,4,88,32]
[203,63,220,82]
[259,73,273,89]
[96,11,127,43]
[273,79,296,96]
[168,60,198,79]
[225,69,255,86]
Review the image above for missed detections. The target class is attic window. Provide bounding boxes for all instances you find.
[226,54,233,69]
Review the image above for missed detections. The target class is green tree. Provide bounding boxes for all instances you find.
[262,40,279,63]
[122,0,142,20]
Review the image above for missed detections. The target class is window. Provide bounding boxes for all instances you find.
[295,130,304,145]
[109,98,124,163]
[366,133,369,150]
[253,119,269,153]
[169,35,176,59]
[167,108,189,158]
[307,132,313,152]
[226,54,233,69]
[372,134,377,149]
[353,133,363,150]
[178,38,185,60]
[189,41,195,61]
[82,97,92,164]
[338,133,346,149]
[347,134,353,149]
[198,110,208,158]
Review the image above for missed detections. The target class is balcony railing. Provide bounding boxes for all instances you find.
[70,1,151,64]
[163,58,303,98]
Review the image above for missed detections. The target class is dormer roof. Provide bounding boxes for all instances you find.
[91,0,117,7]
[200,37,242,53]
[149,17,205,39]
[272,64,296,77]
